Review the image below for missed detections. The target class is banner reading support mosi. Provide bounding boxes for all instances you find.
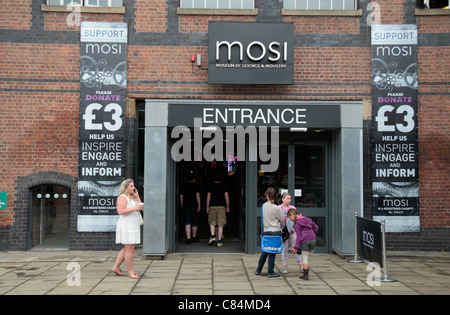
[78,22,128,232]
[371,24,419,232]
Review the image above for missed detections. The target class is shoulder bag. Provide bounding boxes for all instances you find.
[260,205,283,253]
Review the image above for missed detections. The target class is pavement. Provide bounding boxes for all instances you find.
[0,249,449,295]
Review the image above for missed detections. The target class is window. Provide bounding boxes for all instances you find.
[85,0,123,7]
[46,0,123,7]
[48,0,82,5]
[180,0,255,10]
[284,0,356,10]
[420,0,449,9]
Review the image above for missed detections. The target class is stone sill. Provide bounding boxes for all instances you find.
[177,8,258,16]
[282,9,363,16]
[41,4,125,14]
[415,8,450,16]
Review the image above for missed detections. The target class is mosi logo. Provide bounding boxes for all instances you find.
[216,40,288,62]
[363,230,375,247]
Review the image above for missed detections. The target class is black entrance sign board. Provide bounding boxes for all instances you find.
[168,104,340,129]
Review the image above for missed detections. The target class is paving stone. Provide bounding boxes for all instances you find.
[0,250,448,296]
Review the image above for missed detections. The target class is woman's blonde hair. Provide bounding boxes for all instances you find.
[117,179,135,202]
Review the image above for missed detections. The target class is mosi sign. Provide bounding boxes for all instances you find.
[208,22,294,85]
[216,41,288,62]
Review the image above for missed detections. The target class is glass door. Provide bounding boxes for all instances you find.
[31,185,70,249]
[293,145,328,253]
[257,145,289,247]
[256,143,328,253]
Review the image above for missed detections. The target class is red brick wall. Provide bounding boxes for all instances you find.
[416,13,450,227]
[372,0,408,25]
[179,15,256,33]
[284,15,360,34]
[0,40,80,226]
[127,45,371,101]
[134,0,167,33]
[0,0,32,30]
[418,94,450,227]
[0,91,79,226]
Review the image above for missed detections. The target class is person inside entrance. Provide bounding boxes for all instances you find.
[206,173,230,247]
[180,172,201,244]
[176,159,244,253]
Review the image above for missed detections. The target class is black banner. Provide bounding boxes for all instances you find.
[357,217,383,267]
[78,22,128,231]
[371,25,419,232]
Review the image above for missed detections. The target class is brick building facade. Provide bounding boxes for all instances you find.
[0,0,449,253]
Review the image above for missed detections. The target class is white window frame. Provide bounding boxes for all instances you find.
[85,0,123,7]
[284,0,357,10]
[46,0,123,7]
[180,0,255,10]
[47,0,82,6]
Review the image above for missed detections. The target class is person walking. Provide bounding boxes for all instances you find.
[112,179,143,279]
[180,173,201,244]
[279,192,304,274]
[287,208,318,280]
[255,187,284,278]
[206,173,230,247]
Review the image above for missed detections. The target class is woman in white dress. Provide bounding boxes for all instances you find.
[111,179,143,279]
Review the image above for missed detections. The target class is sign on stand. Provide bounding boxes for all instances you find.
[357,217,383,267]
[349,214,396,282]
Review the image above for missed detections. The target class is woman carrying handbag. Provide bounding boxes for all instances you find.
[255,187,284,278]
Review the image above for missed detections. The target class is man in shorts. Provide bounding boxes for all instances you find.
[206,174,229,247]
[180,173,201,244]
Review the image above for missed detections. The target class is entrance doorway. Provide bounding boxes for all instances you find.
[175,156,246,253]
[31,185,70,249]
[257,136,329,253]
[143,100,363,256]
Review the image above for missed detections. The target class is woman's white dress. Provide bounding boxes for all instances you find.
[115,194,141,244]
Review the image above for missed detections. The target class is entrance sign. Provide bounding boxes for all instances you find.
[208,22,294,84]
[371,25,419,232]
[78,22,128,232]
[168,103,340,173]
[168,104,340,128]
